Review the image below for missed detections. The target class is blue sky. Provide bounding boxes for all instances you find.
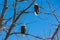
[0,0,60,40]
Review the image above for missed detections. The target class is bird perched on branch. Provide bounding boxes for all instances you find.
[34,2,39,16]
[21,24,26,37]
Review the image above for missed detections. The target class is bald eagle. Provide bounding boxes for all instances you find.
[21,24,26,37]
[34,3,39,16]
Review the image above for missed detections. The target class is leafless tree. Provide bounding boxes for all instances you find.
[0,0,60,40]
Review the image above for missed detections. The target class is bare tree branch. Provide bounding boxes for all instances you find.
[51,23,60,40]
[10,32,43,39]
[46,0,60,40]
[13,0,18,21]
[4,0,35,40]
[0,0,8,26]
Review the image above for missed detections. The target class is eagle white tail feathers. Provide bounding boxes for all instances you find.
[22,34,25,37]
[34,12,38,16]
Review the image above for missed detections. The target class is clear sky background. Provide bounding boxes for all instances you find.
[0,0,60,40]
